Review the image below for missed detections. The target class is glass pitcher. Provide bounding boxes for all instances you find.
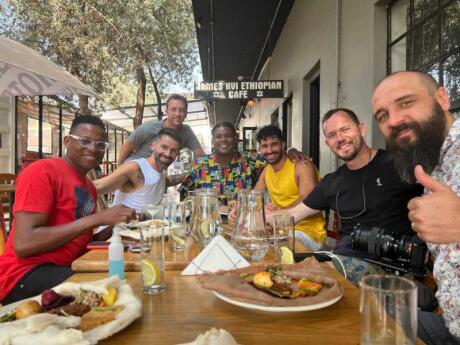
[232,190,269,261]
[188,190,222,249]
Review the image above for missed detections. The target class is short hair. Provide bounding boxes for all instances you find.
[165,93,188,110]
[256,125,283,143]
[322,108,360,127]
[377,70,440,94]
[153,127,182,145]
[70,114,106,133]
[211,121,237,137]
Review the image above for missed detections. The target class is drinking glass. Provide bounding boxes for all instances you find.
[360,274,417,345]
[168,201,187,251]
[272,215,295,262]
[139,205,166,295]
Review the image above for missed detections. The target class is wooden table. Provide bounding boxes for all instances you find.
[72,238,309,273]
[72,240,199,272]
[68,267,362,345]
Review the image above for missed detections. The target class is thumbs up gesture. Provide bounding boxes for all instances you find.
[408,165,460,243]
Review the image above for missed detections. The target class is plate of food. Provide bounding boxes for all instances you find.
[116,219,169,240]
[0,276,141,345]
[200,258,343,312]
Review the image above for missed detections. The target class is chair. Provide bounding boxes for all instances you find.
[86,169,109,211]
[0,203,7,255]
[0,173,16,230]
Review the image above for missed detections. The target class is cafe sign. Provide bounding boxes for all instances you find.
[194,80,284,99]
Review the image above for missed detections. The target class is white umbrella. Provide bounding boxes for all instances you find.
[0,36,95,97]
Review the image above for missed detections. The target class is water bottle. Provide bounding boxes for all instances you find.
[108,229,125,279]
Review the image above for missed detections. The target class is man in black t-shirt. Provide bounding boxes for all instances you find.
[266,108,422,283]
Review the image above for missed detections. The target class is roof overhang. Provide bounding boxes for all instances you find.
[192,0,294,126]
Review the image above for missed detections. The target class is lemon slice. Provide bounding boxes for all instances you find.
[280,246,294,265]
[102,287,117,306]
[141,258,159,285]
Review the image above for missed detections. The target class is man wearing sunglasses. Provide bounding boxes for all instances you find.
[0,115,135,305]
[93,128,181,213]
[264,108,422,284]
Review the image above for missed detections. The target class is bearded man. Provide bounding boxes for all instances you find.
[94,128,181,213]
[372,70,460,345]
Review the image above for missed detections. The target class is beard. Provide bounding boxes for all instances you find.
[334,136,363,161]
[264,151,283,165]
[153,151,174,170]
[387,102,446,184]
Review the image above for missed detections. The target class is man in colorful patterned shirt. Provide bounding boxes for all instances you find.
[179,122,265,204]
[372,70,460,345]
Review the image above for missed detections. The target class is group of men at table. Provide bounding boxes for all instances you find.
[0,71,459,345]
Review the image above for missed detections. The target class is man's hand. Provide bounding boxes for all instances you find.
[408,165,460,243]
[265,202,278,212]
[228,206,237,225]
[286,148,312,163]
[96,204,136,225]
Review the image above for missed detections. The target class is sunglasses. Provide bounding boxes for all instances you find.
[335,182,366,220]
[68,134,109,151]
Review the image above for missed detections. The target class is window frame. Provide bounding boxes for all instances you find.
[388,0,460,110]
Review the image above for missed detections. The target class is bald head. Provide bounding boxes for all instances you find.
[376,71,440,95]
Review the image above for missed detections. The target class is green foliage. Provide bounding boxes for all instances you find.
[1,0,198,113]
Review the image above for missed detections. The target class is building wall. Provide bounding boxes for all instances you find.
[0,97,15,173]
[239,0,387,176]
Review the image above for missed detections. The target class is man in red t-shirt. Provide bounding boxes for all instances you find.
[0,115,134,304]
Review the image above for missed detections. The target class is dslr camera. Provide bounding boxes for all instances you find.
[351,226,429,277]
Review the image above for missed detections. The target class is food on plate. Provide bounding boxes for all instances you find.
[241,265,323,299]
[0,277,142,345]
[15,300,42,319]
[102,288,117,307]
[252,271,273,289]
[77,306,123,331]
[149,219,164,227]
[0,286,120,324]
[41,289,75,310]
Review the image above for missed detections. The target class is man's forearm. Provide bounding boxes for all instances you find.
[167,173,186,186]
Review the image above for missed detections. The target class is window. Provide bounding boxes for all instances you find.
[388,0,460,109]
[27,117,53,154]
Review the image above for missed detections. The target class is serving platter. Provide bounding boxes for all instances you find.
[212,290,342,312]
[0,276,141,344]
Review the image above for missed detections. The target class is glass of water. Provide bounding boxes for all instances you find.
[360,274,417,345]
[273,215,295,262]
[168,201,187,251]
[139,205,165,295]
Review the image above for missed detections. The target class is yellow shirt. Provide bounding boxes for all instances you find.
[265,158,326,244]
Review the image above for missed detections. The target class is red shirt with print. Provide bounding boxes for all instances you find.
[0,158,96,301]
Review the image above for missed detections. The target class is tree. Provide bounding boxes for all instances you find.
[1,0,198,123]
[100,0,197,127]
[2,0,121,112]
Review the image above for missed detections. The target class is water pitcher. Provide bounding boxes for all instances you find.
[188,190,222,249]
[232,190,269,260]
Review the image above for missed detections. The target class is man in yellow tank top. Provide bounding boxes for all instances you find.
[254,125,326,250]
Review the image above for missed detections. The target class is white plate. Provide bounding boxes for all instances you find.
[212,291,342,312]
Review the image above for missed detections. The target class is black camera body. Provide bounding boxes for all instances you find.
[351,226,429,276]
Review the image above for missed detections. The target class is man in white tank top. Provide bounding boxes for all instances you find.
[93,128,181,212]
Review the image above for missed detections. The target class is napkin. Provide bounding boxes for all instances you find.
[177,328,240,345]
[181,235,250,275]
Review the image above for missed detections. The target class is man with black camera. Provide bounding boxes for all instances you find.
[372,70,460,345]
[264,108,422,285]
